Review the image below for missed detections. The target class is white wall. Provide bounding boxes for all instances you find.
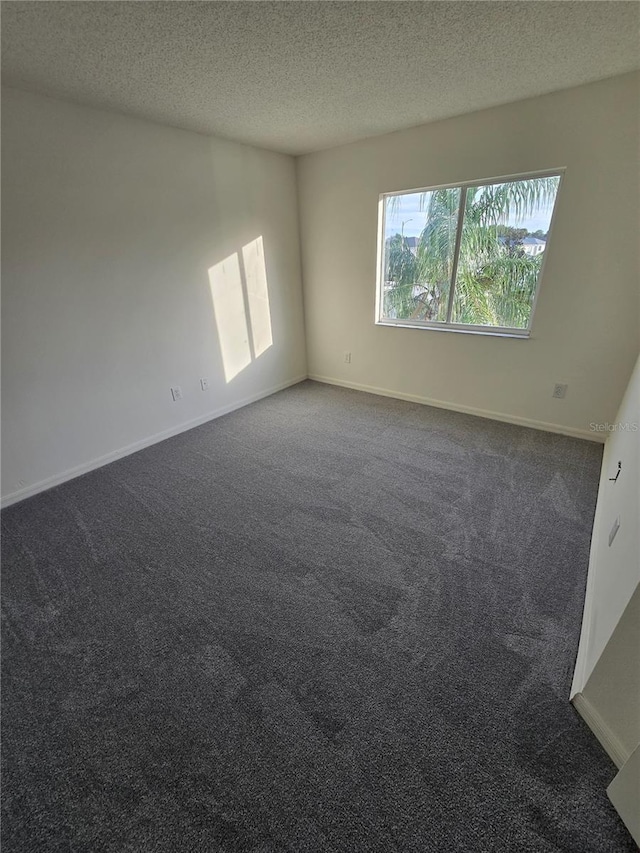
[572,354,640,700]
[581,584,640,763]
[297,72,640,439]
[1,87,307,504]
[608,745,640,846]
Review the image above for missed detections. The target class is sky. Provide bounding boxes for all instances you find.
[384,191,555,238]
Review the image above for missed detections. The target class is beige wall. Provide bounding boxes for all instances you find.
[608,745,640,846]
[582,584,640,762]
[572,354,640,697]
[1,87,307,504]
[571,354,639,810]
[297,72,640,439]
[575,583,640,841]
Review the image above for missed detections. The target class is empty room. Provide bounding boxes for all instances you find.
[2,2,639,851]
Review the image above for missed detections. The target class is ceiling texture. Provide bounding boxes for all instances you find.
[2,1,639,155]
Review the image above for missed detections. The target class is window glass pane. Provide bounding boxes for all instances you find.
[382,187,461,323]
[451,176,560,329]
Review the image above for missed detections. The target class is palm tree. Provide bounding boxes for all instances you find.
[383,234,418,319]
[384,176,560,328]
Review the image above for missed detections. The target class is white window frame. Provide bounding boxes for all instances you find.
[375,168,565,339]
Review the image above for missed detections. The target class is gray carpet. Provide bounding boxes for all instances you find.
[1,380,634,852]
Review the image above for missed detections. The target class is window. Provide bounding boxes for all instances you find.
[376,171,562,337]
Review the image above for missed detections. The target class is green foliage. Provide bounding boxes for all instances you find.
[496,225,528,255]
[384,234,418,319]
[383,176,559,328]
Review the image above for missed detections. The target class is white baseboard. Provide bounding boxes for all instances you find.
[572,693,630,769]
[1,375,307,508]
[308,374,605,443]
[2,372,603,508]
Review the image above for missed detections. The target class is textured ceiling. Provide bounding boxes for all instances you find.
[2,1,639,155]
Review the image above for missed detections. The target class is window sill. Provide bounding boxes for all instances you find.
[375,319,530,339]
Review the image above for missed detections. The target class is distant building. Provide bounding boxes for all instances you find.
[395,233,546,258]
[404,236,418,256]
[521,236,546,256]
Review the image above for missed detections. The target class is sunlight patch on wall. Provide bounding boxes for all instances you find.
[208,253,252,382]
[243,236,273,358]
[208,237,273,383]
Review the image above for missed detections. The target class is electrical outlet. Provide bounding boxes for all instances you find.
[552,383,567,399]
[344,352,352,364]
[200,378,209,391]
[171,386,183,401]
